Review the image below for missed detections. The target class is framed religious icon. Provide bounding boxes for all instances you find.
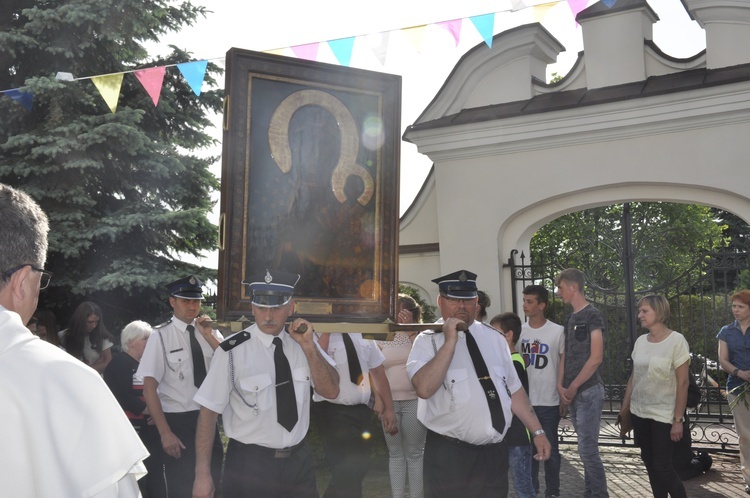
[217,48,401,323]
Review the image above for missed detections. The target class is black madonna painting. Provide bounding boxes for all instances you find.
[218,49,401,323]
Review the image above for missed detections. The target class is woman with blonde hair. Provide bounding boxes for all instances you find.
[619,294,689,498]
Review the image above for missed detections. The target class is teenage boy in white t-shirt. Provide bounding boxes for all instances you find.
[518,285,564,498]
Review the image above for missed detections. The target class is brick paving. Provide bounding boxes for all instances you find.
[360,437,746,497]
[550,444,743,498]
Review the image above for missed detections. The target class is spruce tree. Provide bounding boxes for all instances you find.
[1,0,222,330]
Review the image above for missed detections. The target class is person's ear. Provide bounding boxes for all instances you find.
[9,265,34,304]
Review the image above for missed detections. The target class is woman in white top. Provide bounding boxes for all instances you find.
[376,294,427,498]
[620,295,689,498]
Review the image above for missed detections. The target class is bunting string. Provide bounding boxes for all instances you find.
[1,0,606,113]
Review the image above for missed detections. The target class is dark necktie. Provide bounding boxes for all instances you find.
[273,337,298,432]
[342,333,363,385]
[187,324,206,388]
[465,329,506,433]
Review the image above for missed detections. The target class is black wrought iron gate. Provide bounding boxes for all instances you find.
[507,204,750,453]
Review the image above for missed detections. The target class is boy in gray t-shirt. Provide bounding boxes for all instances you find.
[556,268,609,498]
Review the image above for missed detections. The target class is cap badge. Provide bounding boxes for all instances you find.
[264,270,273,284]
[459,271,467,282]
[189,276,197,285]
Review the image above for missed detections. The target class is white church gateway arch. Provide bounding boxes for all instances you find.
[398,0,750,311]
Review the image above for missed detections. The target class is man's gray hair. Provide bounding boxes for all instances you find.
[0,184,49,289]
[120,320,152,353]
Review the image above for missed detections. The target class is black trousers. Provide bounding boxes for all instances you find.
[631,413,687,498]
[423,429,509,498]
[222,439,318,498]
[161,411,223,498]
[314,401,373,498]
[137,424,166,498]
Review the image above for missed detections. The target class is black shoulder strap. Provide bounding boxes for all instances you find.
[220,331,252,351]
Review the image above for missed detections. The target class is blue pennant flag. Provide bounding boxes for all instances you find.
[329,37,356,66]
[3,89,33,111]
[177,60,208,96]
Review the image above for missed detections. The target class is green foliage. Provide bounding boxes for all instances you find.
[531,202,726,292]
[1,0,222,330]
[398,283,437,323]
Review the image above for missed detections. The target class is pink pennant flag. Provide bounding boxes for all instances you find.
[567,0,589,23]
[291,42,320,61]
[134,66,166,106]
[436,19,461,46]
[91,73,124,113]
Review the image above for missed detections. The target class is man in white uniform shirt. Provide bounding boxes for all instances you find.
[0,183,148,497]
[518,284,565,498]
[192,269,340,497]
[137,274,224,497]
[315,330,397,498]
[407,269,551,498]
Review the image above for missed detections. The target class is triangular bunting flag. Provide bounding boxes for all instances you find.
[3,89,33,111]
[177,60,208,96]
[534,2,558,22]
[436,20,462,47]
[510,0,528,11]
[291,42,320,61]
[470,13,495,48]
[567,0,589,22]
[366,32,390,66]
[134,66,166,106]
[602,0,618,7]
[402,25,427,53]
[92,73,124,113]
[328,37,356,66]
[263,48,289,56]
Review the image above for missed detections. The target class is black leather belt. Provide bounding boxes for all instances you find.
[428,429,502,449]
[229,439,304,459]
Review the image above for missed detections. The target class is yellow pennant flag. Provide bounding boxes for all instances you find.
[91,73,124,113]
[402,25,428,53]
[533,2,558,22]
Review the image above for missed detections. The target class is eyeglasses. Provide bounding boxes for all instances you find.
[2,264,53,290]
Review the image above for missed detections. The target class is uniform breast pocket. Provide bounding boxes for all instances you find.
[239,373,274,411]
[292,367,311,403]
[446,368,471,405]
[648,356,673,381]
[166,349,189,370]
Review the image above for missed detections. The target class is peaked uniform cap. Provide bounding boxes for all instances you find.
[166,275,204,300]
[432,269,478,299]
[243,269,300,308]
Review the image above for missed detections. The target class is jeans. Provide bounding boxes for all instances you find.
[531,405,561,496]
[568,383,609,498]
[508,444,536,498]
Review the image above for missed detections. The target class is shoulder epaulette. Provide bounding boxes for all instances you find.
[153,318,172,329]
[220,331,252,351]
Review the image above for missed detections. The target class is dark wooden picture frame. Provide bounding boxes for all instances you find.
[218,48,401,323]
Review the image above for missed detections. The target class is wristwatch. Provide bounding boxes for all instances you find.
[532,429,546,438]
[733,368,740,376]
[672,416,685,424]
